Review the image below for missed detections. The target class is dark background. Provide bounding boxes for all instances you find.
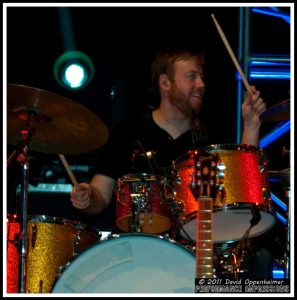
[5,5,291,261]
[6,5,291,163]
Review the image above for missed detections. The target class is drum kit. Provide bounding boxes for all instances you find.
[6,84,291,293]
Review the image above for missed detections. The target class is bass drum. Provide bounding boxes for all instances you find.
[52,233,196,293]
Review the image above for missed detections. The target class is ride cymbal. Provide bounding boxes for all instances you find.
[260,99,290,122]
[7,83,109,155]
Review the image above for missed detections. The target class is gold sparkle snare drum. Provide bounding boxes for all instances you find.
[25,215,99,293]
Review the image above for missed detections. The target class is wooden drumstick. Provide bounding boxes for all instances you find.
[211,14,252,94]
[58,154,78,186]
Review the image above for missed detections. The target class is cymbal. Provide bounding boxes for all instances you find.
[268,168,290,188]
[7,83,109,155]
[260,99,290,121]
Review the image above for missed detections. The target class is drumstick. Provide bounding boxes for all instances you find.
[58,154,78,186]
[211,14,252,94]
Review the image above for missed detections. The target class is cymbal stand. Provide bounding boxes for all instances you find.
[7,127,35,293]
[130,196,142,233]
[282,146,290,280]
[7,128,35,169]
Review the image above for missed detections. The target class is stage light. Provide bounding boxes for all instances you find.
[252,7,290,24]
[259,120,290,148]
[270,192,287,212]
[275,212,287,225]
[53,51,94,89]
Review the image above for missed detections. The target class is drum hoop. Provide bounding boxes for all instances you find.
[119,173,165,182]
[179,202,275,224]
[173,149,214,165]
[27,214,88,229]
[213,203,275,215]
[207,143,263,154]
[101,233,196,255]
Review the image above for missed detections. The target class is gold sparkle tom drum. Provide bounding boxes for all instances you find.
[25,215,99,293]
[172,145,275,243]
[208,144,276,243]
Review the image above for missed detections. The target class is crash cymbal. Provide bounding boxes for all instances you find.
[268,168,290,188]
[260,99,290,121]
[7,83,109,155]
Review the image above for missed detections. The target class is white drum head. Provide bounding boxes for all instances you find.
[52,233,196,293]
[180,208,276,243]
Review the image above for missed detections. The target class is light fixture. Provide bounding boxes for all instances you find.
[53,51,94,89]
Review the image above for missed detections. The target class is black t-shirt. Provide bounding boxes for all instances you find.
[94,109,208,179]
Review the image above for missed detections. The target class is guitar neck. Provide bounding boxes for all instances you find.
[195,197,213,279]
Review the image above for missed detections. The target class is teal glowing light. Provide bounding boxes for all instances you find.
[64,64,87,88]
[54,51,94,89]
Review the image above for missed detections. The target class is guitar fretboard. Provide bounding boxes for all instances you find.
[195,197,213,279]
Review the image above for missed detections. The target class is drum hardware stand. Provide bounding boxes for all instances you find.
[231,204,261,278]
[180,226,196,243]
[281,146,290,279]
[7,126,36,293]
[7,128,35,169]
[131,196,142,233]
[284,187,290,279]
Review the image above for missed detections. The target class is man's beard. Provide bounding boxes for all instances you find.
[169,88,202,118]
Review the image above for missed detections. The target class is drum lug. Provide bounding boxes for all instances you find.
[39,280,44,293]
[31,223,37,249]
[73,230,82,255]
[168,197,185,220]
[262,188,270,202]
[216,186,226,205]
[117,185,126,205]
[7,233,20,247]
[258,157,266,172]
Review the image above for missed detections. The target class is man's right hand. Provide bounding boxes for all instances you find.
[70,182,93,210]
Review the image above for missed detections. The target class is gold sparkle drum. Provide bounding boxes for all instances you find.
[208,144,275,243]
[116,174,173,234]
[25,215,99,293]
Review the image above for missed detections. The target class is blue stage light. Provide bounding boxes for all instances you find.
[259,121,290,148]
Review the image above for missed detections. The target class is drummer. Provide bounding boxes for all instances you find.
[70,46,272,278]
